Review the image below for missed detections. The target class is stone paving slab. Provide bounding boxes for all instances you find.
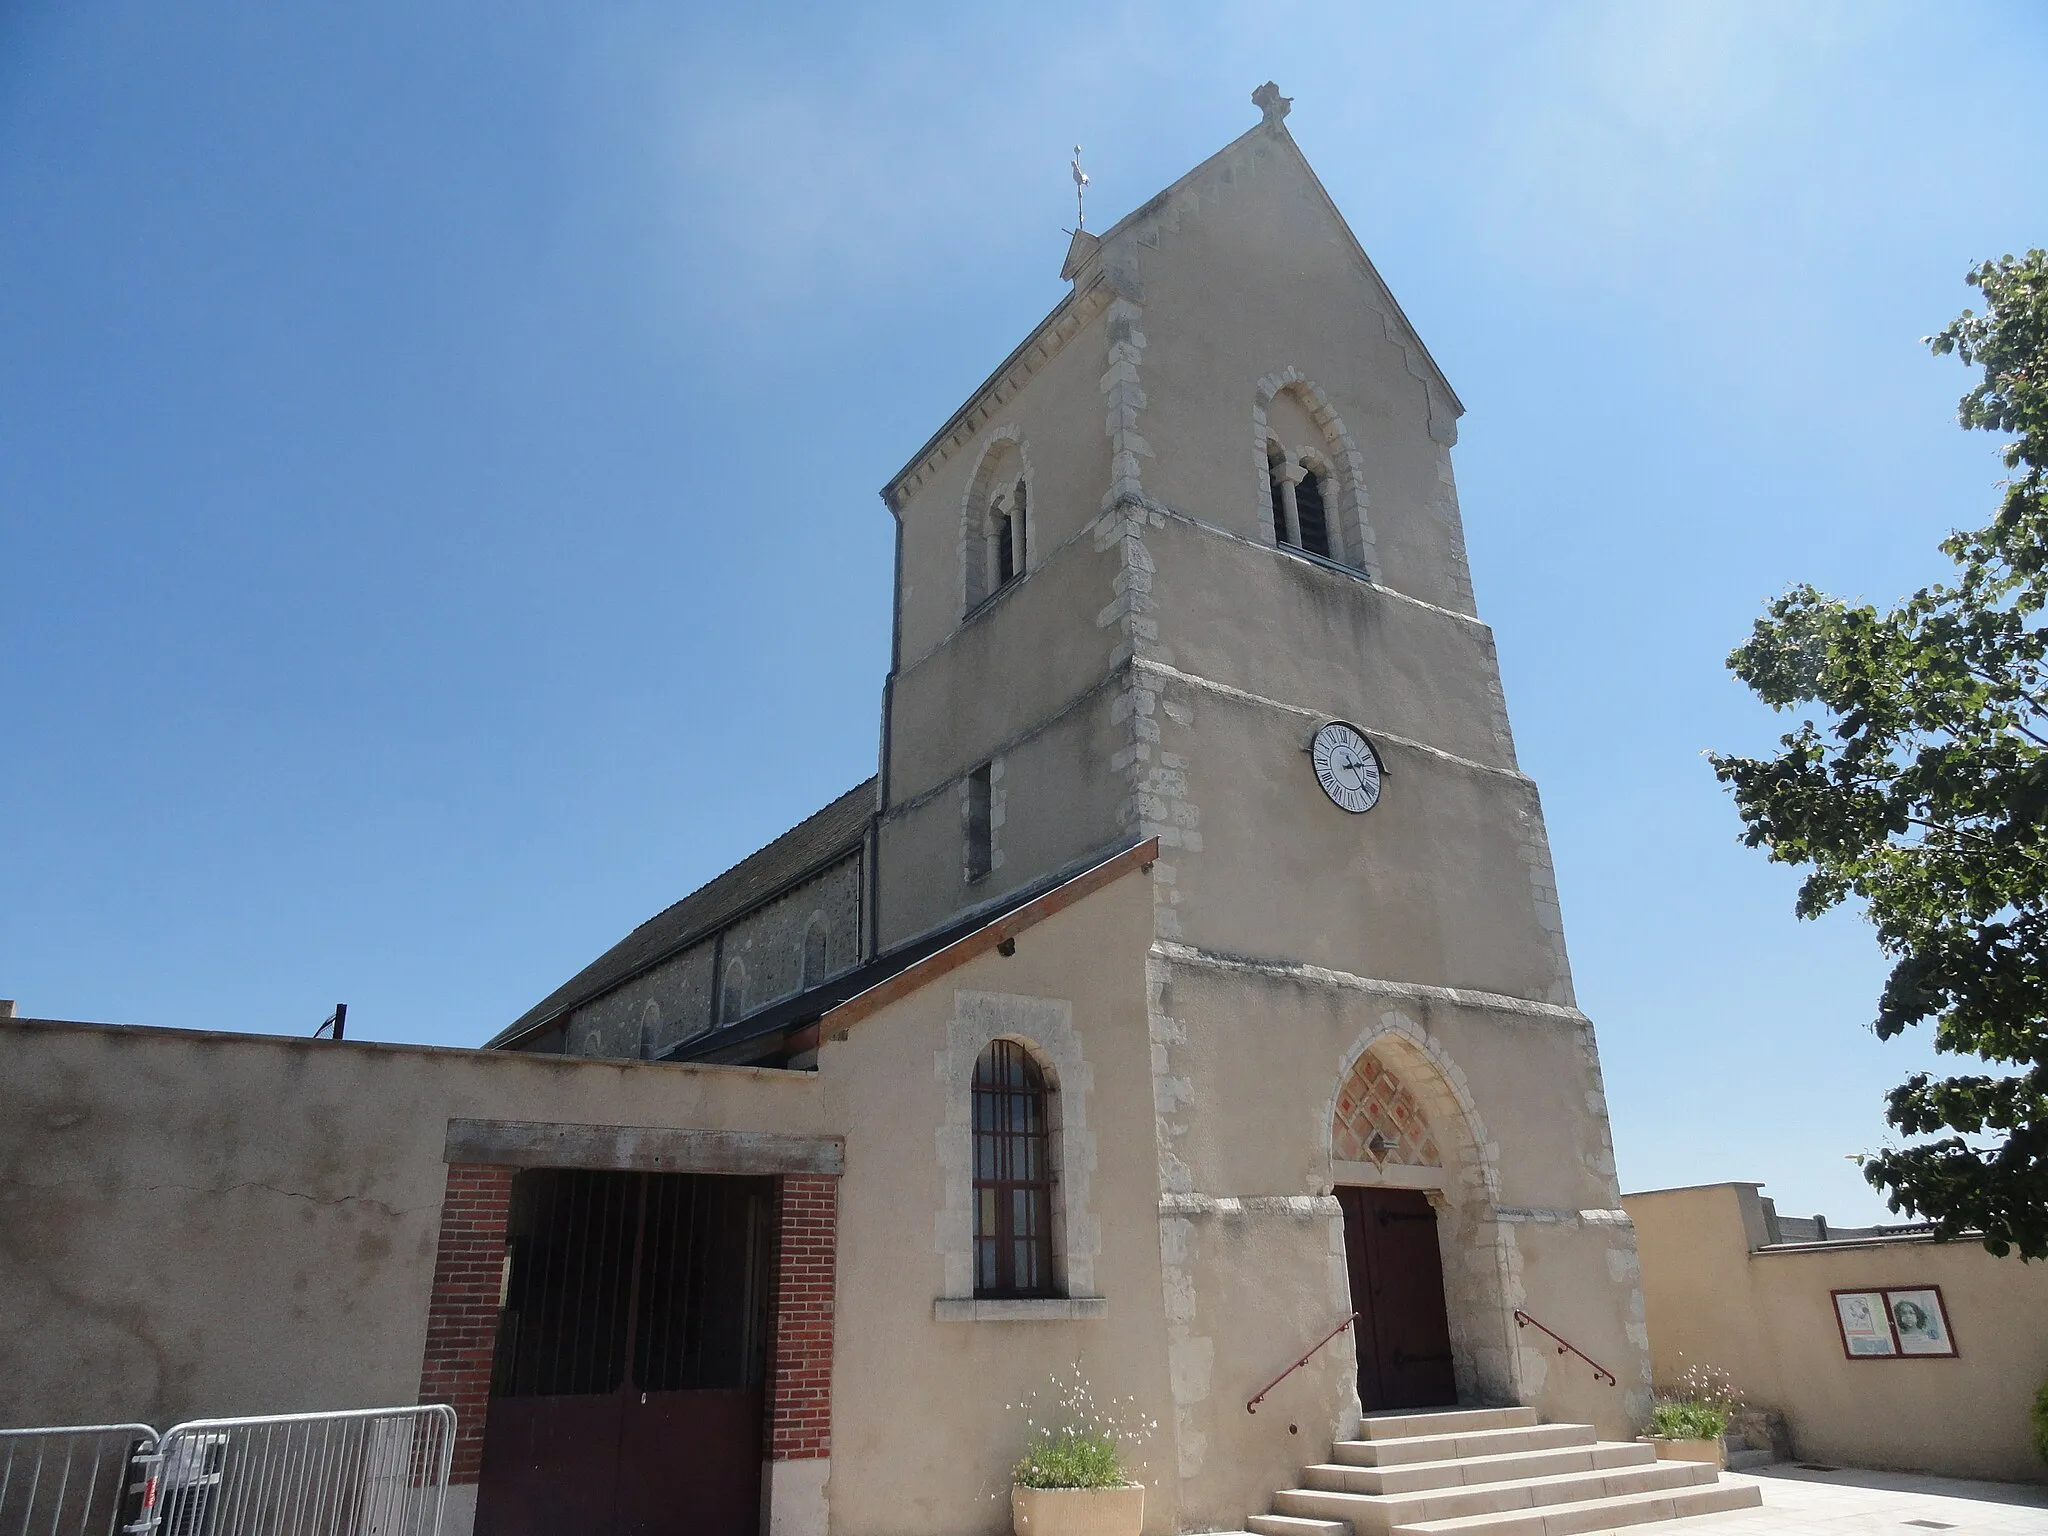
[1638,1464,2048,1536]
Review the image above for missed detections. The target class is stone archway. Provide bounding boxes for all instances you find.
[1325,1018,1521,1408]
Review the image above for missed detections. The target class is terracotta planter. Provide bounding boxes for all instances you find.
[1012,1482,1145,1536]
[1643,1435,1726,1469]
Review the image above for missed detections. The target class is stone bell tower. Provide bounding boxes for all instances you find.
[873,83,1648,1524]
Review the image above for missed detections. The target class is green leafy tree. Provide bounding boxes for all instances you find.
[1709,250,2048,1259]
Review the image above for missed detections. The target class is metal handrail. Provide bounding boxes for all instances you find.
[1247,1312,1361,1413]
[1514,1308,1617,1386]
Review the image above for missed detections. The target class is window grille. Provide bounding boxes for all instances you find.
[491,1169,774,1399]
[972,1040,1055,1298]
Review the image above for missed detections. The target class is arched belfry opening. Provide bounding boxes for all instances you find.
[960,431,1031,612]
[1254,372,1376,577]
[1328,1030,1519,1411]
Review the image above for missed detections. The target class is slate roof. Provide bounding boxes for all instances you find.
[488,779,878,1049]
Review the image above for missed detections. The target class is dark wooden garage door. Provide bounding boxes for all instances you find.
[1337,1185,1458,1411]
[475,1169,775,1536]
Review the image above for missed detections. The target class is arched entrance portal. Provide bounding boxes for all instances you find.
[1331,1049,1458,1410]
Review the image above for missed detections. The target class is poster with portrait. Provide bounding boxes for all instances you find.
[1832,1290,1896,1356]
[1886,1287,1957,1356]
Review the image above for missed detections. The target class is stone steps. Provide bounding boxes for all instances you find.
[1244,1406,1761,1536]
[1306,1440,1656,1496]
[1332,1422,1598,1468]
[1275,1459,1717,1533]
[1390,1480,1761,1536]
[1350,1408,1541,1441]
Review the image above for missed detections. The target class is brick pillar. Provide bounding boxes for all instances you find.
[763,1172,837,1536]
[417,1162,514,1486]
[769,1172,838,1461]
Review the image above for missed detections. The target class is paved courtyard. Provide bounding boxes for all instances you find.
[1660,1464,2048,1536]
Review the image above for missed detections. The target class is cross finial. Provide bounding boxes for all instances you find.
[1252,81,1292,127]
[1071,145,1089,230]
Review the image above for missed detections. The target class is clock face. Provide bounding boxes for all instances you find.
[1311,721,1382,814]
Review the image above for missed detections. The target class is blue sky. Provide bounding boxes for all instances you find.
[4,2,2044,1223]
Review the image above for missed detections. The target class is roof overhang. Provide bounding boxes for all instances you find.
[672,836,1158,1067]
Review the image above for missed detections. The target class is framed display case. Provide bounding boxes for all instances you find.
[1831,1285,1957,1359]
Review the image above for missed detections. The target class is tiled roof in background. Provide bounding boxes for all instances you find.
[488,779,877,1047]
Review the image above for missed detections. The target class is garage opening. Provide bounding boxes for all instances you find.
[474,1169,775,1536]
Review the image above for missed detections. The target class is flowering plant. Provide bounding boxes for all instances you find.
[1648,1358,1743,1442]
[1005,1365,1157,1490]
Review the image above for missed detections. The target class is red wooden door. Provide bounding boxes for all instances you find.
[1337,1186,1458,1411]
[476,1170,774,1536]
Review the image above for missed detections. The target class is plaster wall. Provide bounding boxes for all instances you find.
[817,868,1178,1536]
[877,688,1126,947]
[1147,952,1649,1529]
[1117,126,1472,615]
[0,1020,825,1431]
[0,869,1182,1536]
[1147,675,1569,1001]
[891,300,1113,667]
[1625,1182,2048,1484]
[1148,514,1514,772]
[885,526,1122,804]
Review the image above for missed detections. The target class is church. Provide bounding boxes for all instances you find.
[475,80,1668,1532]
[0,84,1760,1536]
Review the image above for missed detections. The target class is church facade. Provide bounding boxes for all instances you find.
[0,85,1677,1536]
[481,84,1653,1534]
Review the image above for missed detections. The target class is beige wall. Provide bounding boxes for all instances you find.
[820,862,1178,1536]
[864,107,1645,1536]
[1154,954,1649,1514]
[0,1019,827,1432]
[0,103,1665,1536]
[0,871,1175,1536]
[1625,1182,2048,1484]
[1128,129,1470,615]
[891,299,1113,668]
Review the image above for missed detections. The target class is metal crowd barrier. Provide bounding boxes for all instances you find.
[0,1405,454,1536]
[0,1423,155,1536]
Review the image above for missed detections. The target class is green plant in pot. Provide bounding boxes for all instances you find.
[1007,1367,1153,1536]
[1644,1361,1740,1468]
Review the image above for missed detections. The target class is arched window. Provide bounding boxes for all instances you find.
[965,437,1029,613]
[1258,378,1373,573]
[972,1039,1055,1298]
[719,959,747,1025]
[802,915,829,988]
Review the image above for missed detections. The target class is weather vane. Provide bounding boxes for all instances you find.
[1071,145,1089,231]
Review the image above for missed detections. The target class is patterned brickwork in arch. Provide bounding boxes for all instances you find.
[1332,1051,1441,1166]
